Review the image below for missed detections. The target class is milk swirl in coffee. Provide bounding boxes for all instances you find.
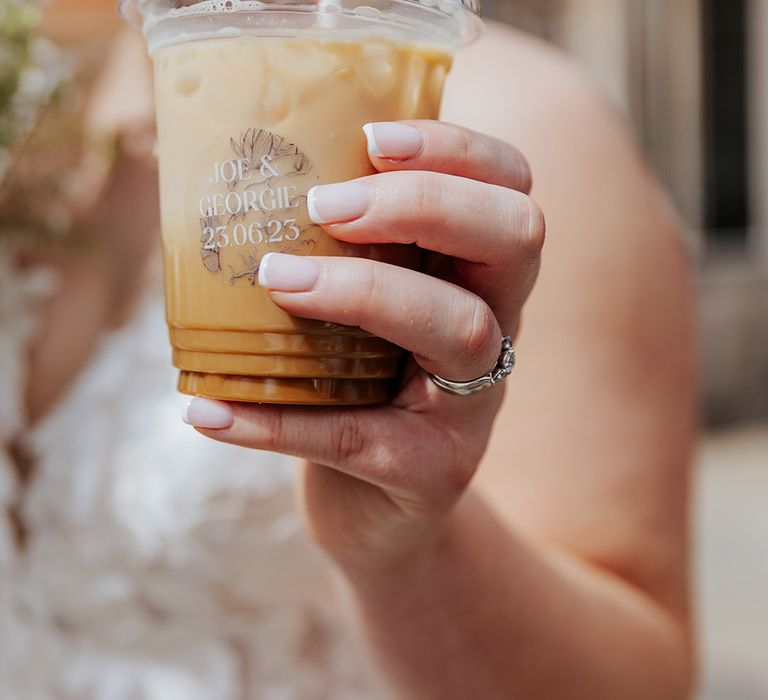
[150,35,452,404]
[121,0,476,404]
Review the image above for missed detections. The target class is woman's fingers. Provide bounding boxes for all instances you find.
[305,123,545,317]
[307,171,544,316]
[259,253,504,382]
[308,171,545,268]
[363,120,533,194]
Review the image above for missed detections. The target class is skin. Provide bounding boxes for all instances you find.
[39,0,121,44]
[18,8,696,699]
[188,23,696,700]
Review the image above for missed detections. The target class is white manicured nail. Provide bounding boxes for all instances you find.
[307,182,370,224]
[183,398,234,429]
[258,252,320,292]
[363,122,424,160]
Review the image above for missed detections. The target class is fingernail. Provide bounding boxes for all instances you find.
[258,252,320,292]
[307,181,370,224]
[183,398,234,429]
[363,122,424,160]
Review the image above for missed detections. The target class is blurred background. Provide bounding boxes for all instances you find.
[485,1,768,698]
[1,0,765,697]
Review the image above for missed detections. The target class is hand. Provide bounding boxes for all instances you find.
[183,120,544,577]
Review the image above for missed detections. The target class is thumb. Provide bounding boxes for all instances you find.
[184,398,460,498]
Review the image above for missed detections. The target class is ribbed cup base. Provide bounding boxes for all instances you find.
[171,326,401,405]
[178,371,395,405]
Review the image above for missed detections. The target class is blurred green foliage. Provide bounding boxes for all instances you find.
[0,1,44,150]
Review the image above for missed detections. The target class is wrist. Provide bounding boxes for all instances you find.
[337,491,478,600]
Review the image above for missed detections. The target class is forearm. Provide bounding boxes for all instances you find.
[341,491,693,700]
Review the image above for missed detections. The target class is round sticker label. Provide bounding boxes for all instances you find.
[188,128,321,285]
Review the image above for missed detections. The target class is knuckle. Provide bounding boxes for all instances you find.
[511,148,533,194]
[460,299,499,366]
[333,413,370,464]
[372,172,448,242]
[449,123,474,164]
[353,260,382,323]
[525,197,546,255]
[258,409,285,453]
[345,259,381,322]
[503,193,545,258]
[410,174,447,228]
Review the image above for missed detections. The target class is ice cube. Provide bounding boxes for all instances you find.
[356,42,397,98]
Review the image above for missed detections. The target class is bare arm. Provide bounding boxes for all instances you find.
[342,26,696,698]
[187,25,696,699]
[344,492,690,699]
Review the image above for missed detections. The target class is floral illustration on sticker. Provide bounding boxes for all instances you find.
[196,129,319,284]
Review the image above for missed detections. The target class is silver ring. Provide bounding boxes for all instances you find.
[428,336,516,396]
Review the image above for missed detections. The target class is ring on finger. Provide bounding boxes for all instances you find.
[428,336,516,397]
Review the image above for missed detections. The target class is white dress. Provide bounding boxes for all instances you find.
[0,253,381,700]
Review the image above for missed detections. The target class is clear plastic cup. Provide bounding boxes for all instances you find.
[120,0,480,405]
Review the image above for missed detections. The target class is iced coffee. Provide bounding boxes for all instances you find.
[121,0,480,404]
